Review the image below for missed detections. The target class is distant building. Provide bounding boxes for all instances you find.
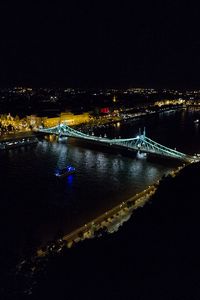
[100,107,110,114]
[27,115,43,128]
[60,112,90,125]
[43,112,90,127]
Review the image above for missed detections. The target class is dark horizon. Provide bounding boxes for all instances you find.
[0,2,200,89]
[1,83,200,91]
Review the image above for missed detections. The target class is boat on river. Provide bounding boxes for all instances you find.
[55,166,76,178]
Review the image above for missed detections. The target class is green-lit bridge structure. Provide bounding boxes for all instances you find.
[38,123,197,163]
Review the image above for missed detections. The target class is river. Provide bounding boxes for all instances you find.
[0,108,200,255]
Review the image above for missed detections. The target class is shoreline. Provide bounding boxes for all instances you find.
[0,105,186,142]
[13,161,191,297]
[35,184,157,256]
[37,162,188,257]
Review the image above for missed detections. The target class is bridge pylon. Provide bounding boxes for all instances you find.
[143,127,146,138]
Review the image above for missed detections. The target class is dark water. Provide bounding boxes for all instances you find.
[0,108,200,254]
[93,108,200,155]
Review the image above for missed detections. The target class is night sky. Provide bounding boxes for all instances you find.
[0,1,200,88]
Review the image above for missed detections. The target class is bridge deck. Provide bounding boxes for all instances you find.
[37,124,196,163]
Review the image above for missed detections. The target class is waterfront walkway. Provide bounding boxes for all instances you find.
[37,163,188,257]
[37,184,157,257]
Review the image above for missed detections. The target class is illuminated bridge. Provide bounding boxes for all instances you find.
[38,123,196,163]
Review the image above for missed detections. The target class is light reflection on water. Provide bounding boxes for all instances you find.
[1,108,200,249]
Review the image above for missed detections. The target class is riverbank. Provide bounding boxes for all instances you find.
[37,161,188,256]
[15,161,186,263]
[9,160,192,298]
[0,131,36,142]
[0,135,38,150]
[76,106,186,132]
[37,184,157,257]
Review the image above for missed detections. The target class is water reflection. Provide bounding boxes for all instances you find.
[56,144,68,168]
[3,109,199,250]
[67,174,74,186]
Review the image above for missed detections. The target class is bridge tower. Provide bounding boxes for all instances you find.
[143,127,146,138]
[58,123,61,135]
[138,127,146,138]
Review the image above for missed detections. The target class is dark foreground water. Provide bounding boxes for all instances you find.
[0,108,200,257]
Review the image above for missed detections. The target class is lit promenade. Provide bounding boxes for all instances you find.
[62,184,156,245]
[37,184,156,257]
[37,163,188,258]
